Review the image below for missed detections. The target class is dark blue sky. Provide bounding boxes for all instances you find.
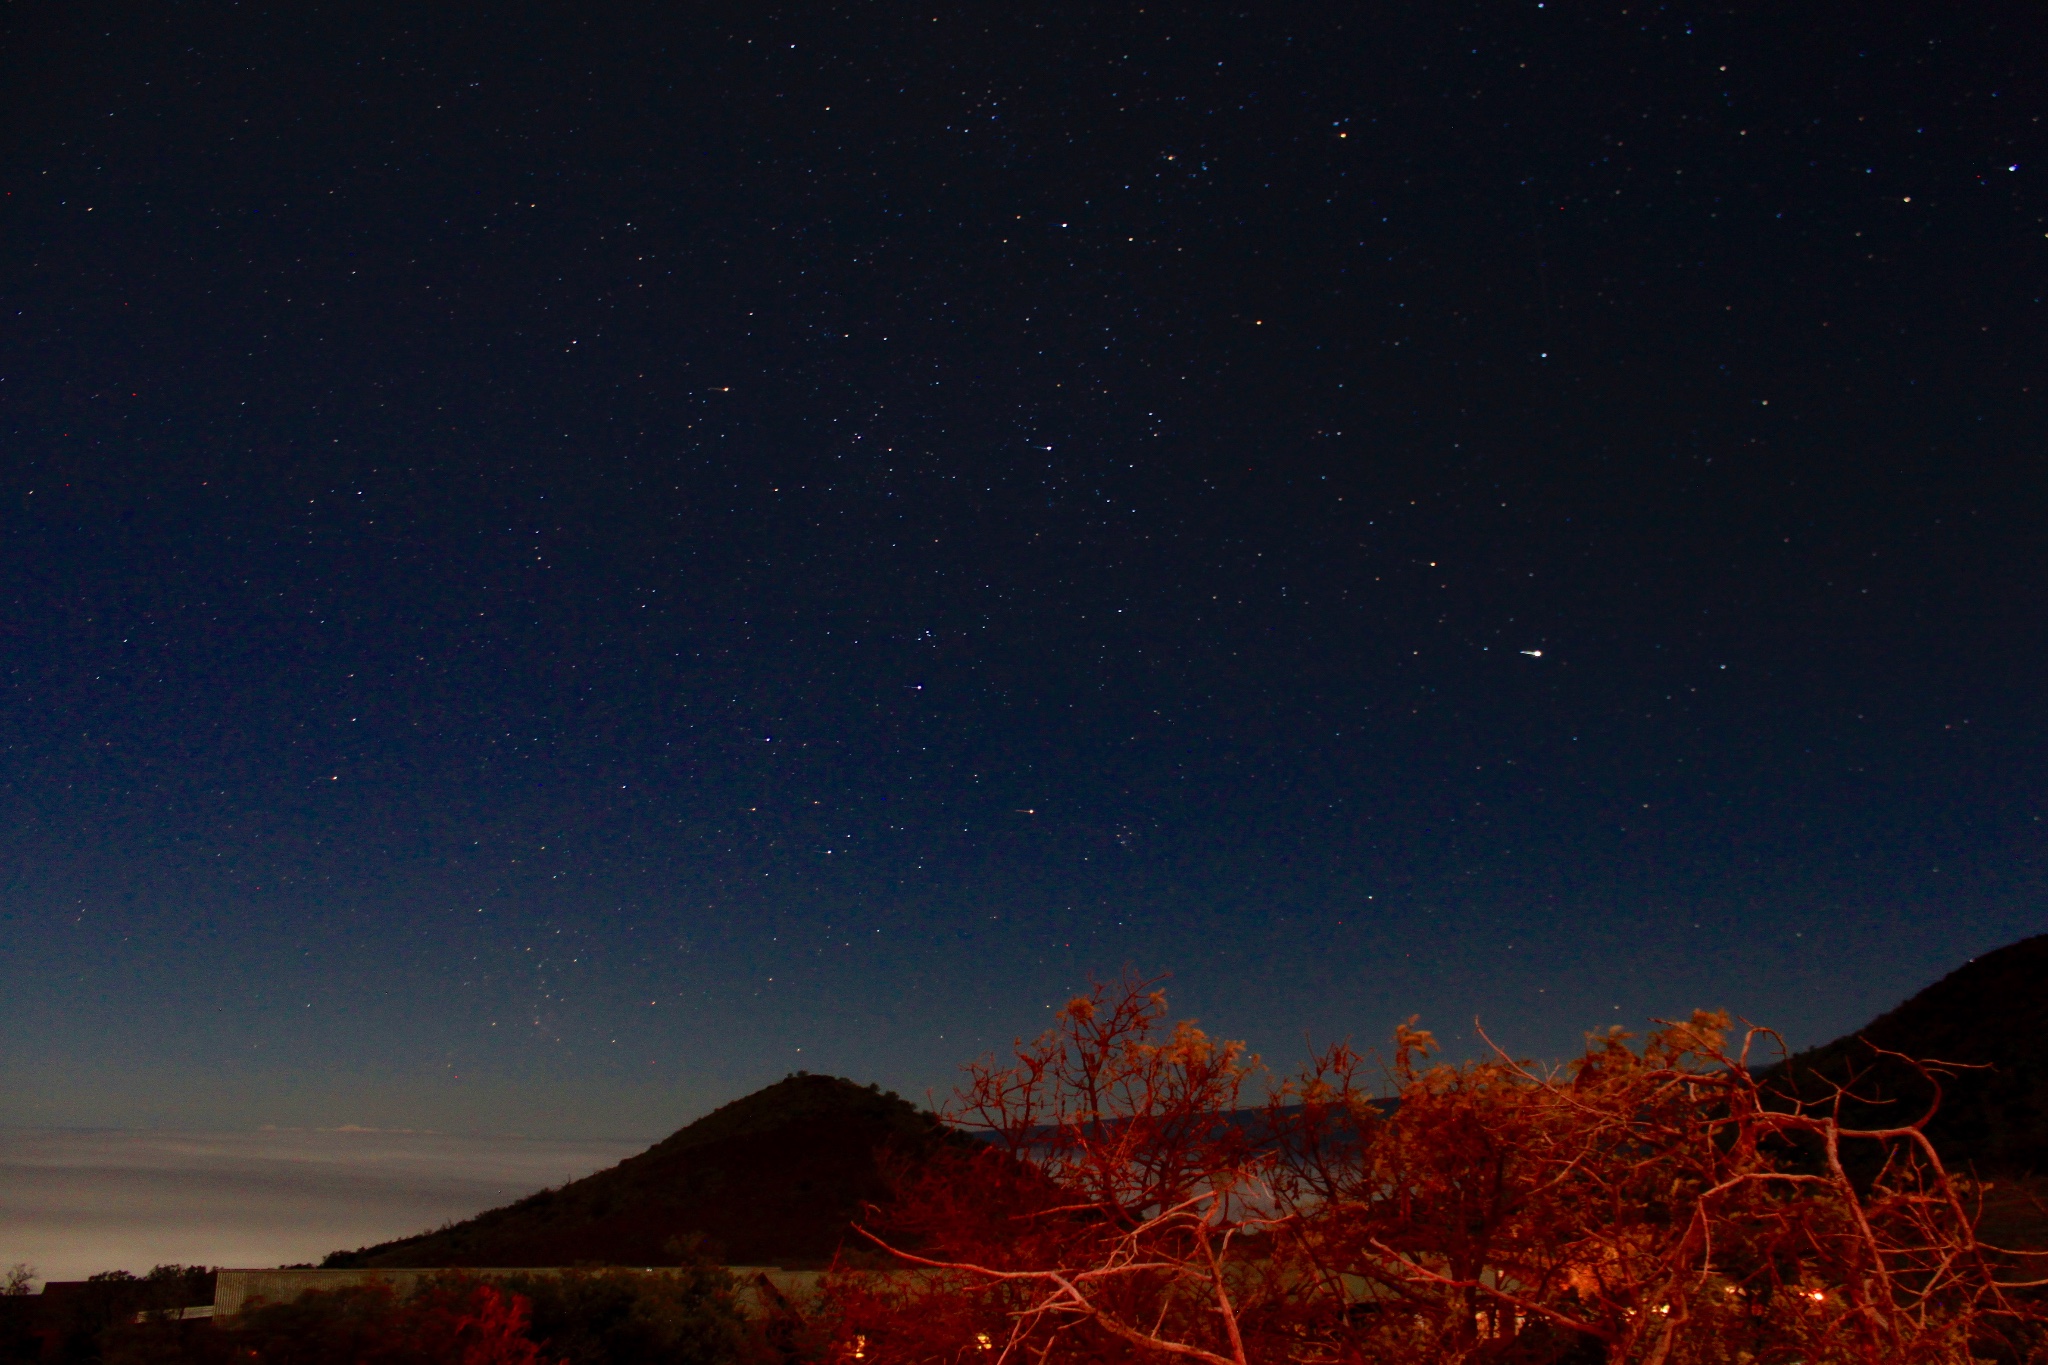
[3,1,2043,1139]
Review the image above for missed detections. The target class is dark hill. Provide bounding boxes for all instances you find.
[1772,933,2048,1175]
[323,1074,961,1269]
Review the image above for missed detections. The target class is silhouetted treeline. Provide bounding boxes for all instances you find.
[0,1267,213,1365]
[15,1267,765,1365]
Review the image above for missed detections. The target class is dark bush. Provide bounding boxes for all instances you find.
[496,1267,746,1365]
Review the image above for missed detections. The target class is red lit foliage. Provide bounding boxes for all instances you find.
[824,975,2048,1365]
[105,1268,755,1365]
[228,1280,552,1365]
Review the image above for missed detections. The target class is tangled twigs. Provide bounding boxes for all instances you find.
[823,980,2047,1365]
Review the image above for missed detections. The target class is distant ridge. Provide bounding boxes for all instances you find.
[1773,933,2048,1175]
[320,943,2048,1271]
[323,1074,961,1269]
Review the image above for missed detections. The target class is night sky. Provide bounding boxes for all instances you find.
[4,2,2043,1141]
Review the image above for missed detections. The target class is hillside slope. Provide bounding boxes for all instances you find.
[1773,933,2048,1175]
[323,1074,958,1269]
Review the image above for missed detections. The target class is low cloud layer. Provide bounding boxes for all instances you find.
[0,1127,641,1283]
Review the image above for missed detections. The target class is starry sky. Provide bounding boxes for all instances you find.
[3,1,2043,1140]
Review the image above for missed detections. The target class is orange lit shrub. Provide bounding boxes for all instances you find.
[826,975,2047,1365]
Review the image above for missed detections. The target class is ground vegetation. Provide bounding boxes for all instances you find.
[824,975,2048,1365]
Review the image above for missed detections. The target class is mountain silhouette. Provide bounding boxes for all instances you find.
[322,1074,960,1269]
[1771,933,2048,1176]
[320,942,2048,1272]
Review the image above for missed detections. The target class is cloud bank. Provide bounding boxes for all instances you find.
[0,1127,641,1283]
